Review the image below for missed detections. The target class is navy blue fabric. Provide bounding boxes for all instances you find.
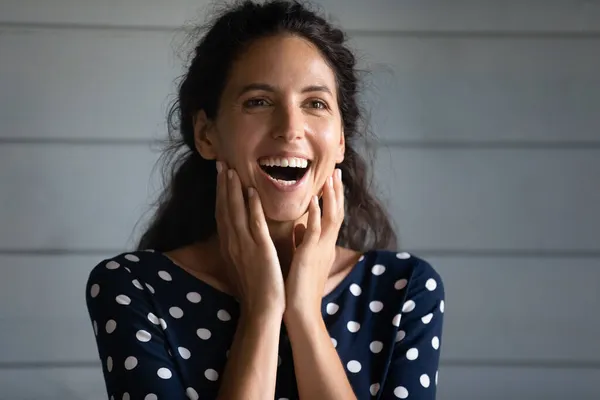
[86,249,444,399]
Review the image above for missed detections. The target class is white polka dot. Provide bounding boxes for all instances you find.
[178,346,191,359]
[370,341,383,353]
[205,369,219,381]
[347,360,361,373]
[187,292,201,303]
[425,278,437,291]
[147,312,159,325]
[125,254,139,262]
[116,294,131,305]
[370,383,380,396]
[106,356,113,372]
[331,337,337,348]
[158,270,172,281]
[396,252,411,259]
[186,387,199,400]
[197,328,212,340]
[420,374,431,388]
[421,313,433,324]
[132,279,143,290]
[124,267,131,273]
[394,386,409,398]
[110,396,114,400]
[326,302,339,315]
[440,299,445,313]
[358,255,365,262]
[435,370,439,385]
[146,249,155,252]
[157,367,172,379]
[396,330,406,342]
[144,395,158,400]
[347,321,360,333]
[159,318,167,330]
[217,309,231,321]
[349,284,362,296]
[432,336,440,350]
[392,313,402,327]
[105,319,117,334]
[136,330,151,342]
[106,261,120,270]
[406,348,419,360]
[371,264,386,276]
[402,300,415,313]
[145,283,155,294]
[90,284,100,298]
[169,307,184,319]
[369,301,384,313]
[124,356,138,370]
[122,393,130,400]
[93,320,98,336]
[394,279,407,290]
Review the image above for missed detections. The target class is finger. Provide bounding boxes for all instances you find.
[215,161,232,239]
[226,169,252,243]
[334,168,345,225]
[321,174,337,234]
[303,195,321,246]
[247,186,271,245]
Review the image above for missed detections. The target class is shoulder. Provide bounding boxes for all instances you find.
[359,249,445,305]
[85,249,164,297]
[363,249,442,286]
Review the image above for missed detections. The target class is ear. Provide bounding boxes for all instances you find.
[193,110,218,160]
[335,128,345,164]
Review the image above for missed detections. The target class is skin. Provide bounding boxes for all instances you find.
[166,34,361,399]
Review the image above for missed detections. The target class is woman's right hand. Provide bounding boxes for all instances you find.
[215,161,286,316]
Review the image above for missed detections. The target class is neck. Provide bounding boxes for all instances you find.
[267,215,308,279]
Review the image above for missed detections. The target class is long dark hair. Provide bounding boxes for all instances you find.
[137,0,396,253]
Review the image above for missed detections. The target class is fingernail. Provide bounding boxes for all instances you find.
[336,168,342,181]
[328,176,333,187]
[248,187,255,197]
[313,195,319,204]
[216,161,223,174]
[227,169,233,179]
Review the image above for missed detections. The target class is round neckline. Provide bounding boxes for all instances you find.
[153,249,373,306]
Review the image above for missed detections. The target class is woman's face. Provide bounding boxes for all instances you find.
[197,34,345,222]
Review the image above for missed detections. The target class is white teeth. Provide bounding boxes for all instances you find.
[259,157,308,168]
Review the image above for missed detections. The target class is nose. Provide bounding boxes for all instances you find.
[271,104,305,142]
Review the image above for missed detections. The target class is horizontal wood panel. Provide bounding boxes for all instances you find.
[1,0,599,32]
[1,29,599,143]
[1,254,598,364]
[374,146,600,252]
[0,146,160,251]
[0,362,599,399]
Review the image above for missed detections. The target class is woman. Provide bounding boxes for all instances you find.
[86,1,445,399]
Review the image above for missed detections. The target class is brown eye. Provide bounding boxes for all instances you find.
[309,100,327,109]
[245,98,270,108]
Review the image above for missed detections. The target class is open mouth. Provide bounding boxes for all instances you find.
[258,157,312,185]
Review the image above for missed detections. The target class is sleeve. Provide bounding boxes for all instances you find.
[85,257,189,400]
[380,259,445,400]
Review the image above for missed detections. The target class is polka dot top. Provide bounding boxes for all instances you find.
[86,249,445,399]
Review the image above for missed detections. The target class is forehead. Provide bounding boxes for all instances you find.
[225,34,337,92]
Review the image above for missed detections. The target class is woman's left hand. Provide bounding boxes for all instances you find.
[284,168,344,321]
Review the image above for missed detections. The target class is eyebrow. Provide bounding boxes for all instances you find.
[237,83,333,97]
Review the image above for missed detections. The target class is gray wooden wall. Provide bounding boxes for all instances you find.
[1,1,599,399]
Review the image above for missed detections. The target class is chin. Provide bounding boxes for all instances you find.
[262,200,309,223]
